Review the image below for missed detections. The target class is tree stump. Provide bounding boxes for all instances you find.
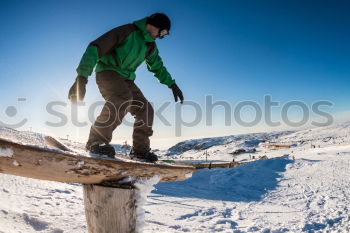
[83,184,136,233]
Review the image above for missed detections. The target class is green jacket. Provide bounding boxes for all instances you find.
[76,18,175,87]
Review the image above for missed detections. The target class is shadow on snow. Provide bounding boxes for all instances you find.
[154,156,294,202]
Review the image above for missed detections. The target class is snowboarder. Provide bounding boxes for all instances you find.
[68,13,184,162]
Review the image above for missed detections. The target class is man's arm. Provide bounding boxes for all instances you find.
[145,43,175,87]
[76,24,136,78]
[76,45,99,78]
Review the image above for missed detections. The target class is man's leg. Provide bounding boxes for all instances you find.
[86,71,132,149]
[128,83,154,154]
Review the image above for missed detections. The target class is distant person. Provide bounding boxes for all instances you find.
[68,13,184,162]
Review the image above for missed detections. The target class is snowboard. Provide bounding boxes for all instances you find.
[0,137,195,185]
[44,135,177,165]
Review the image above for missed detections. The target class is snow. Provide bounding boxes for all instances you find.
[0,174,86,233]
[0,127,46,148]
[166,131,293,156]
[12,160,20,166]
[75,160,85,168]
[0,147,13,157]
[1,121,350,232]
[134,176,161,232]
[146,149,350,232]
[154,155,293,202]
[161,131,294,162]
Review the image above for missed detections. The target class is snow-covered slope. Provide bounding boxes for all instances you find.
[1,121,350,232]
[161,131,294,162]
[278,121,350,145]
[167,131,293,154]
[147,147,350,232]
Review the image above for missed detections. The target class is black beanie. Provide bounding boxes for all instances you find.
[146,13,171,31]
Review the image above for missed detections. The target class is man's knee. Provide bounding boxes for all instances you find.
[132,102,154,129]
[96,91,132,127]
[130,100,153,116]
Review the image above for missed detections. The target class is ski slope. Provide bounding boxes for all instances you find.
[1,122,350,232]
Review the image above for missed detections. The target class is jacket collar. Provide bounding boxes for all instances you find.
[133,17,154,42]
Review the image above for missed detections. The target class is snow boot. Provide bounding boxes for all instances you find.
[130,149,158,162]
[87,143,116,159]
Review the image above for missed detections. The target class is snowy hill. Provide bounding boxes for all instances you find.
[167,131,294,154]
[1,121,350,232]
[163,131,294,161]
[278,121,350,145]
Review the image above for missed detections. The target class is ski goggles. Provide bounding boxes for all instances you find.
[158,29,169,39]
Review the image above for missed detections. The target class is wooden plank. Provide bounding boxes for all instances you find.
[83,185,136,233]
[0,138,195,184]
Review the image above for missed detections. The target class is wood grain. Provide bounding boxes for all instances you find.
[0,138,195,184]
[83,185,136,233]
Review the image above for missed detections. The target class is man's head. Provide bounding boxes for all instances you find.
[146,13,171,40]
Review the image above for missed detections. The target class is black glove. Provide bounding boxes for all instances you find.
[170,83,184,104]
[68,75,88,102]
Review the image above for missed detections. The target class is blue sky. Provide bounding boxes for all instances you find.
[0,0,349,148]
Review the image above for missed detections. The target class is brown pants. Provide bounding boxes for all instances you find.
[86,70,154,154]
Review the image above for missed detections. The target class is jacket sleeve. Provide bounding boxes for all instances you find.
[76,24,135,78]
[76,45,99,78]
[145,44,175,87]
